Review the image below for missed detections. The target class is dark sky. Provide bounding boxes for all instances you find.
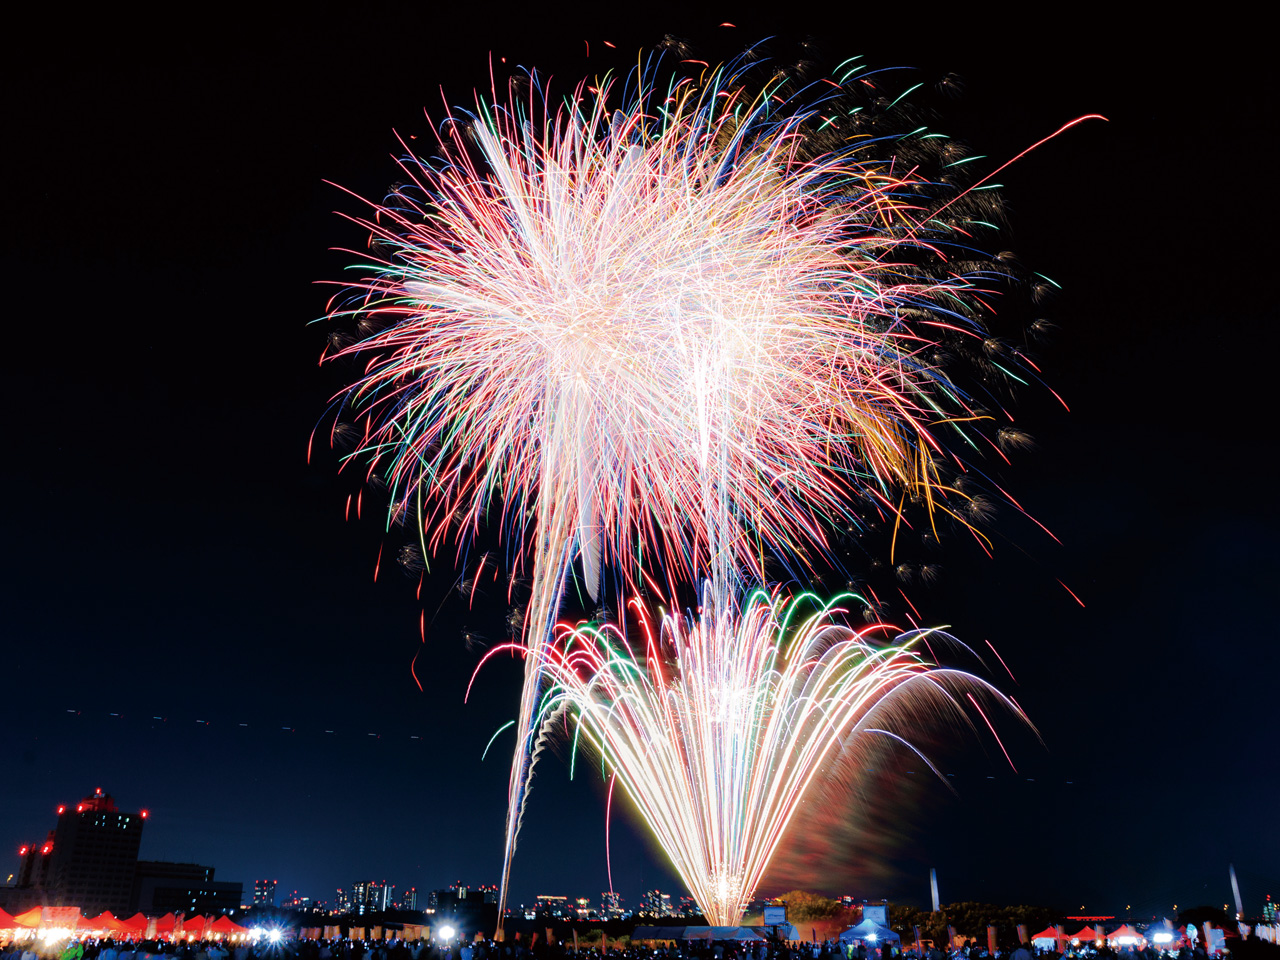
[3,2,1273,924]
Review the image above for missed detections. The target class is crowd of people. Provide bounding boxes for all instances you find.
[2,932,1275,960]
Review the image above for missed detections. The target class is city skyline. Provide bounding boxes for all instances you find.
[2,0,1273,925]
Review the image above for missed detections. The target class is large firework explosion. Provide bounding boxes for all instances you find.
[320,46,1086,927]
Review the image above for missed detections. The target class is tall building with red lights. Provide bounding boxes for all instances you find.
[45,788,147,915]
[254,878,278,907]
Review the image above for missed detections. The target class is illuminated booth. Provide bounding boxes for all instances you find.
[1030,927,1060,951]
[1107,926,1144,948]
[209,916,251,939]
[1069,927,1103,947]
[839,920,901,946]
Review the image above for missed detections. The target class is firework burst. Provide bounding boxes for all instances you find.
[320,49,1084,925]
[325,69,992,594]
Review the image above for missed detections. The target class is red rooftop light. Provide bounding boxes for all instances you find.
[57,805,65,815]
[19,846,28,856]
[41,843,53,855]
[140,810,149,819]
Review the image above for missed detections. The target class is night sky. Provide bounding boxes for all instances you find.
[3,2,1273,923]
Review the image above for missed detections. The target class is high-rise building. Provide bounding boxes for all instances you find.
[438,882,496,906]
[1,789,245,917]
[45,788,146,915]
[534,895,571,918]
[601,892,623,918]
[642,890,672,916]
[14,840,55,892]
[348,880,393,915]
[399,887,418,911]
[254,879,278,906]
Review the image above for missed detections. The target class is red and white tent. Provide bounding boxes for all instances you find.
[122,913,149,934]
[209,916,249,937]
[1108,925,1143,944]
[154,913,178,933]
[83,911,134,934]
[1030,927,1061,949]
[180,915,208,939]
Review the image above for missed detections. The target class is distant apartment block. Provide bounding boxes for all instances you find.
[601,891,624,918]
[254,878,278,906]
[642,890,672,917]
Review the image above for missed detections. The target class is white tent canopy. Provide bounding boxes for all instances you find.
[757,924,803,942]
[839,921,901,944]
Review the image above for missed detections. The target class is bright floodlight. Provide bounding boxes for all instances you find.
[267,930,283,944]
[439,926,456,941]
